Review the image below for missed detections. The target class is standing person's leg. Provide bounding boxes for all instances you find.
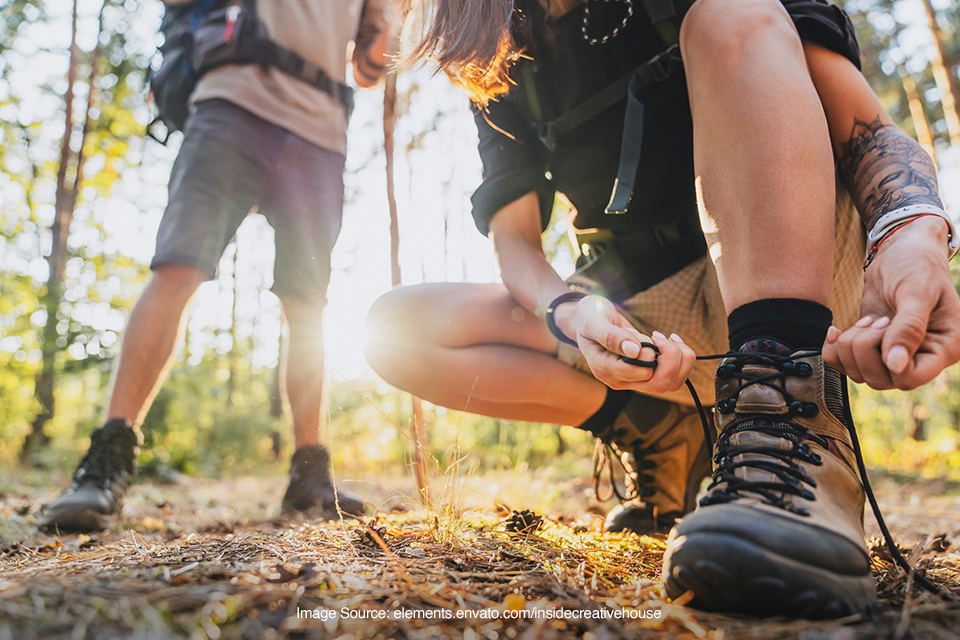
[265,132,366,518]
[660,0,877,617]
[40,100,261,532]
[106,265,207,424]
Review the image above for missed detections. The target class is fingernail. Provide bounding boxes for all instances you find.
[871,316,890,329]
[622,340,640,358]
[652,331,666,340]
[670,333,685,344]
[887,345,909,374]
[855,316,873,328]
[826,326,840,341]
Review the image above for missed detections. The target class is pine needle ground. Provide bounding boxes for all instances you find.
[1,473,959,640]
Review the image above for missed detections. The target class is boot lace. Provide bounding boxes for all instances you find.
[591,428,657,502]
[696,350,826,515]
[673,348,952,600]
[73,422,138,492]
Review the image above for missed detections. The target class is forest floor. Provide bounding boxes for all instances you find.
[1,466,959,640]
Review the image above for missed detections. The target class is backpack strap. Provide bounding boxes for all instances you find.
[606,0,694,214]
[239,0,355,116]
[604,44,681,214]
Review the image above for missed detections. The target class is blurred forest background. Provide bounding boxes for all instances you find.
[2,0,960,491]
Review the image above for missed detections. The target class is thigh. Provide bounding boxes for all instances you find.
[152,101,269,276]
[366,282,559,355]
[261,135,345,305]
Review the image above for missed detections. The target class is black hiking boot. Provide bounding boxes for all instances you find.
[587,394,712,535]
[281,445,365,519]
[39,419,140,533]
[661,339,880,618]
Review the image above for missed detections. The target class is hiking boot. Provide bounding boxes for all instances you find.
[587,394,712,535]
[661,339,879,618]
[39,419,140,533]
[281,445,365,519]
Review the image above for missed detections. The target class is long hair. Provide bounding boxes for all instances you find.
[405,0,551,105]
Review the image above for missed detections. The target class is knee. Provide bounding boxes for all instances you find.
[680,0,799,71]
[362,287,423,375]
[148,264,206,301]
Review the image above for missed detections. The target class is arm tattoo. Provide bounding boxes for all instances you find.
[838,116,942,231]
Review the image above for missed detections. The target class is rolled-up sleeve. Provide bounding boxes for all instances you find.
[471,99,554,236]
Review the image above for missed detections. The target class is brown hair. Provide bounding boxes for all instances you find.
[404,0,551,105]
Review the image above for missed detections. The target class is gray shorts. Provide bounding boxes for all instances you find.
[558,188,866,407]
[152,99,345,305]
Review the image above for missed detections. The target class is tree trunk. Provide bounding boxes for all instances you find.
[226,240,239,406]
[383,26,429,504]
[919,0,960,142]
[901,70,938,170]
[23,0,83,462]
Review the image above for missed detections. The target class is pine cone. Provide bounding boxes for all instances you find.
[505,509,543,534]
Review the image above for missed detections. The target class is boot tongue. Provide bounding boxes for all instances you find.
[737,336,794,357]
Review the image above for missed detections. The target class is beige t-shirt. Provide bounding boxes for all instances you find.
[190,0,389,155]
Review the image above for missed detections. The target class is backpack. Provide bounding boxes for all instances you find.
[148,0,354,143]
[518,0,694,214]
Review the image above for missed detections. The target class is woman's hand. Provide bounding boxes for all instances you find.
[570,295,696,393]
[823,217,960,390]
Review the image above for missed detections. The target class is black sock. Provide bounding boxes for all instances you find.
[577,388,632,437]
[728,298,833,351]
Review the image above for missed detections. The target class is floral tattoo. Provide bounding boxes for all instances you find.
[838,117,942,231]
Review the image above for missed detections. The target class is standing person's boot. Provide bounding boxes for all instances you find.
[662,339,879,618]
[281,445,365,519]
[583,393,712,535]
[39,419,140,533]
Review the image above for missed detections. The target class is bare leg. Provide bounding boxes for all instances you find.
[279,298,327,448]
[363,283,607,425]
[679,0,836,312]
[107,264,206,425]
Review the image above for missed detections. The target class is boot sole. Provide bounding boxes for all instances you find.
[39,506,115,533]
[664,531,879,619]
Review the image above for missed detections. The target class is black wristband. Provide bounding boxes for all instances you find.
[545,291,587,347]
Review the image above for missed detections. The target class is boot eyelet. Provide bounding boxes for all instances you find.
[782,361,813,376]
[799,489,815,500]
[810,452,822,464]
[717,363,738,379]
[717,398,737,414]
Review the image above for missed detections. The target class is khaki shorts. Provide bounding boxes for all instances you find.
[558,189,865,406]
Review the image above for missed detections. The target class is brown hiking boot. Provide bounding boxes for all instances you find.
[281,445,366,519]
[662,339,879,618]
[39,419,140,533]
[588,394,711,535]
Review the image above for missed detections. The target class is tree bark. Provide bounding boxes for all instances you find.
[901,69,938,170]
[23,0,110,463]
[383,25,429,504]
[919,0,960,142]
[23,0,82,462]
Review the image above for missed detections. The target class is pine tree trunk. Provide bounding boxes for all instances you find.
[22,0,82,462]
[901,70,938,170]
[919,0,960,142]
[383,27,429,504]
